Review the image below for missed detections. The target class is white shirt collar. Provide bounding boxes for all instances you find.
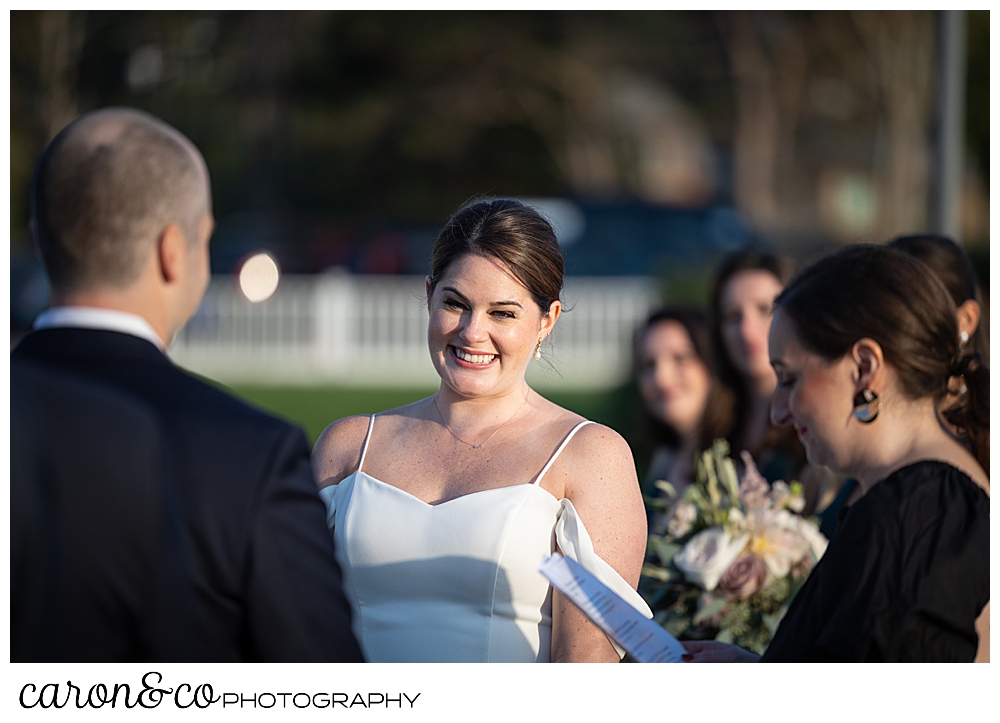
[33,306,166,351]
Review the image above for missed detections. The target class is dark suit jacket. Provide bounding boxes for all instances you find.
[12,328,364,662]
[12,361,195,662]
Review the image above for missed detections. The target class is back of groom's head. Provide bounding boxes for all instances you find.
[31,107,210,296]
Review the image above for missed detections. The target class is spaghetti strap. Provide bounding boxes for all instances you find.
[533,420,595,486]
[357,415,376,473]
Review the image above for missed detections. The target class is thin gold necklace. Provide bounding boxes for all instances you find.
[432,394,528,450]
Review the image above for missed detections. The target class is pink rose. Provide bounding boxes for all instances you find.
[717,554,767,600]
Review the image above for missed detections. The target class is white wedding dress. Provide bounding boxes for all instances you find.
[319,416,652,662]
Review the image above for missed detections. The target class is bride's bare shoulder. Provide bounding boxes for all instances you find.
[537,401,635,475]
[560,420,636,470]
[312,399,433,487]
[312,415,373,488]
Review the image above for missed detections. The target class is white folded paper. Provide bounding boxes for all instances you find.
[539,553,686,663]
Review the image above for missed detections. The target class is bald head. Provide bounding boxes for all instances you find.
[31,107,211,294]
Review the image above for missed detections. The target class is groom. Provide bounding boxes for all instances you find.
[11,107,363,662]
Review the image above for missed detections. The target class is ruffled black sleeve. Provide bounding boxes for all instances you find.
[763,461,989,662]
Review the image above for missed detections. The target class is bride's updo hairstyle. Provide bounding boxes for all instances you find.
[773,244,989,472]
[428,199,564,314]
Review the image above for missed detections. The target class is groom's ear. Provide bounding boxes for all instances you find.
[425,276,432,304]
[158,223,188,285]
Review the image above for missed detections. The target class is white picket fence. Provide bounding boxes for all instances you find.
[168,274,659,390]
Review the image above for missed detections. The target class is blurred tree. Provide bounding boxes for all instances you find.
[10,11,733,242]
[964,10,988,188]
[718,10,937,244]
[961,10,988,250]
[38,11,88,139]
[9,10,988,262]
[853,10,934,241]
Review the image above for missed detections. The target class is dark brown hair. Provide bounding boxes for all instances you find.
[889,234,989,363]
[709,249,798,462]
[31,107,207,294]
[775,244,989,473]
[428,199,563,313]
[635,307,733,451]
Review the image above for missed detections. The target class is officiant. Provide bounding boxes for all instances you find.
[11,107,363,662]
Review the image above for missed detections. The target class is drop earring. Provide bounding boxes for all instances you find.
[960,330,970,348]
[852,389,881,423]
[534,339,542,361]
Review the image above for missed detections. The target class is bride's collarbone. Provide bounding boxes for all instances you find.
[368,448,535,482]
[362,445,552,499]
[360,412,585,497]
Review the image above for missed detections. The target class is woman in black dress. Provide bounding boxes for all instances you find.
[683,244,989,662]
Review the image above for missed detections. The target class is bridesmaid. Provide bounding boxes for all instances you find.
[635,307,727,496]
[683,244,989,662]
[710,249,842,516]
[816,233,991,537]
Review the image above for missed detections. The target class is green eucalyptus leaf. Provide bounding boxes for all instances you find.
[652,539,682,566]
[688,486,712,516]
[720,458,741,504]
[705,459,722,508]
[654,480,677,498]
[714,627,734,644]
[786,576,807,602]
[643,492,665,506]
[641,563,672,582]
[762,612,784,635]
[693,597,727,624]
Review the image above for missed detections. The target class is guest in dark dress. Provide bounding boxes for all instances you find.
[709,250,799,483]
[635,308,727,496]
[709,250,843,516]
[817,233,987,538]
[683,244,990,663]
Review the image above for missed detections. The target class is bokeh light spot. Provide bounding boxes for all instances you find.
[239,253,280,302]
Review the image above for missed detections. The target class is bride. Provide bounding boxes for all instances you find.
[312,199,650,662]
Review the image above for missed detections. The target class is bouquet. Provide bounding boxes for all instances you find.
[639,440,828,655]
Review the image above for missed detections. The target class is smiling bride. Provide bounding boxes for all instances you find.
[312,199,651,662]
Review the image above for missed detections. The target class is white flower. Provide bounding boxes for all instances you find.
[771,509,798,530]
[667,501,698,538]
[751,510,824,577]
[796,517,829,560]
[771,510,827,558]
[759,540,795,578]
[674,527,750,591]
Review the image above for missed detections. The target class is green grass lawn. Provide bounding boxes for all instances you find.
[227,386,437,443]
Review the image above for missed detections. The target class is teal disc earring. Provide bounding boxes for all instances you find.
[852,389,881,423]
